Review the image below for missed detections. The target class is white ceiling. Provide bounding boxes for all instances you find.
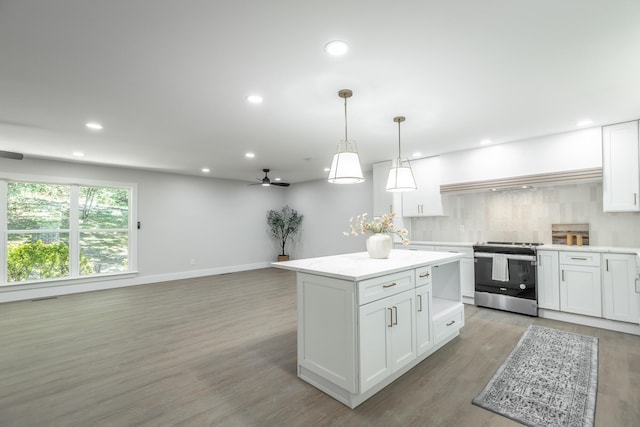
[1,1,640,184]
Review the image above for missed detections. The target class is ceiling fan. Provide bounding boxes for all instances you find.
[0,150,23,160]
[252,169,290,187]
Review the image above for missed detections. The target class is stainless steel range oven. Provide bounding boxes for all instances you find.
[472,242,541,316]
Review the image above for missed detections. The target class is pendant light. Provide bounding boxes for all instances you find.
[386,116,417,192]
[328,89,365,184]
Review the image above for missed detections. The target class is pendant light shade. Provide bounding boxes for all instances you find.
[328,89,364,184]
[386,116,417,192]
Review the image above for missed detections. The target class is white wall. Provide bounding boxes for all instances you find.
[440,127,602,185]
[285,172,373,258]
[0,158,288,301]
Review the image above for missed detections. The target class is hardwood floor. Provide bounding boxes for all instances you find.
[0,268,638,426]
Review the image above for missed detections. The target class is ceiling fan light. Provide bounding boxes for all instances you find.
[328,141,364,184]
[386,160,417,192]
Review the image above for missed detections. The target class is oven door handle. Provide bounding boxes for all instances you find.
[474,252,536,262]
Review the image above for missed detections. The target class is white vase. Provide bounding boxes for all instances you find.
[366,234,392,259]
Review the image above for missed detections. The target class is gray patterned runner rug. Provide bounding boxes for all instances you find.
[472,325,598,427]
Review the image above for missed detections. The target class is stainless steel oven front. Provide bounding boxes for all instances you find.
[473,243,538,316]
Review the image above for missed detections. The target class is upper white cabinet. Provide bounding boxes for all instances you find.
[602,120,640,212]
[602,253,640,323]
[402,156,443,217]
[537,250,560,310]
[372,161,393,217]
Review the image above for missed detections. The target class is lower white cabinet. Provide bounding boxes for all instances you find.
[537,250,560,310]
[292,255,463,408]
[359,289,417,393]
[416,285,434,355]
[602,253,640,323]
[560,254,602,317]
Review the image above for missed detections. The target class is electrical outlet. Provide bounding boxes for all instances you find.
[459,224,465,231]
[190,258,196,265]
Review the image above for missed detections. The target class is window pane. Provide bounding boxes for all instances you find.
[7,233,70,282]
[7,183,70,230]
[79,187,129,229]
[79,231,129,275]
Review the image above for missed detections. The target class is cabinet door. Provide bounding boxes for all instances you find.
[603,121,640,212]
[560,265,602,317]
[416,285,433,355]
[373,161,394,217]
[389,291,417,371]
[359,297,392,393]
[537,250,560,310]
[602,253,640,323]
[358,289,416,393]
[401,156,443,217]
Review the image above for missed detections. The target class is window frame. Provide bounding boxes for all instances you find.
[0,173,137,287]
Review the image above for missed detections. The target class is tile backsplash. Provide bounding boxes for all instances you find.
[410,182,640,247]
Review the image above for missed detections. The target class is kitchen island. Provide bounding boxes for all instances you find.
[273,249,464,408]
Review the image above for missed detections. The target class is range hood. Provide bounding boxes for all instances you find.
[440,167,602,194]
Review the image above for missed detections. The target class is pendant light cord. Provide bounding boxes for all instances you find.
[397,119,402,159]
[344,96,348,142]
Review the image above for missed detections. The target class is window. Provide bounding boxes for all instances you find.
[1,179,136,285]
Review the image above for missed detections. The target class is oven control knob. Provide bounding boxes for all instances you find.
[519,284,526,290]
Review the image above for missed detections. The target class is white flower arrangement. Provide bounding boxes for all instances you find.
[343,212,410,245]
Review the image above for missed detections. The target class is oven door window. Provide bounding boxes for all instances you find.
[474,256,536,300]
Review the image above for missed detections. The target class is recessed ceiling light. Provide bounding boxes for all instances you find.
[72,152,84,157]
[245,152,255,158]
[85,122,103,130]
[274,177,281,181]
[201,168,210,173]
[480,139,492,145]
[323,167,330,172]
[246,95,263,104]
[412,152,422,158]
[576,119,593,127]
[324,40,349,56]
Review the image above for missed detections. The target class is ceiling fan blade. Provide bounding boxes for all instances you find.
[0,150,23,160]
[272,182,290,187]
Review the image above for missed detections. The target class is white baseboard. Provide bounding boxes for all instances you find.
[539,308,640,336]
[0,262,271,303]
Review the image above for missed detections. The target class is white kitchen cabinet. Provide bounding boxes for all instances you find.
[359,289,416,393]
[602,120,640,212]
[559,252,602,317]
[602,253,640,323]
[537,250,560,310]
[402,156,443,217]
[276,250,463,408]
[435,245,474,301]
[372,160,394,217]
[415,284,434,355]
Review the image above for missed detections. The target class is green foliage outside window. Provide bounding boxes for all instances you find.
[7,240,93,282]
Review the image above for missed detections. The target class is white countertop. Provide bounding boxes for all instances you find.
[272,249,463,281]
[408,241,475,247]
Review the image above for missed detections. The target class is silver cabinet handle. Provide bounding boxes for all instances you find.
[538,255,542,266]
[419,272,430,278]
[392,306,398,325]
[383,282,397,288]
[417,295,423,312]
[446,320,455,326]
[561,270,565,281]
[634,193,637,206]
[606,259,609,272]
[388,308,393,327]
[570,257,588,261]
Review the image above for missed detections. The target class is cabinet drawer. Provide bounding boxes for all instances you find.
[358,271,415,305]
[433,306,464,343]
[435,245,473,256]
[415,266,432,287]
[559,251,601,267]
